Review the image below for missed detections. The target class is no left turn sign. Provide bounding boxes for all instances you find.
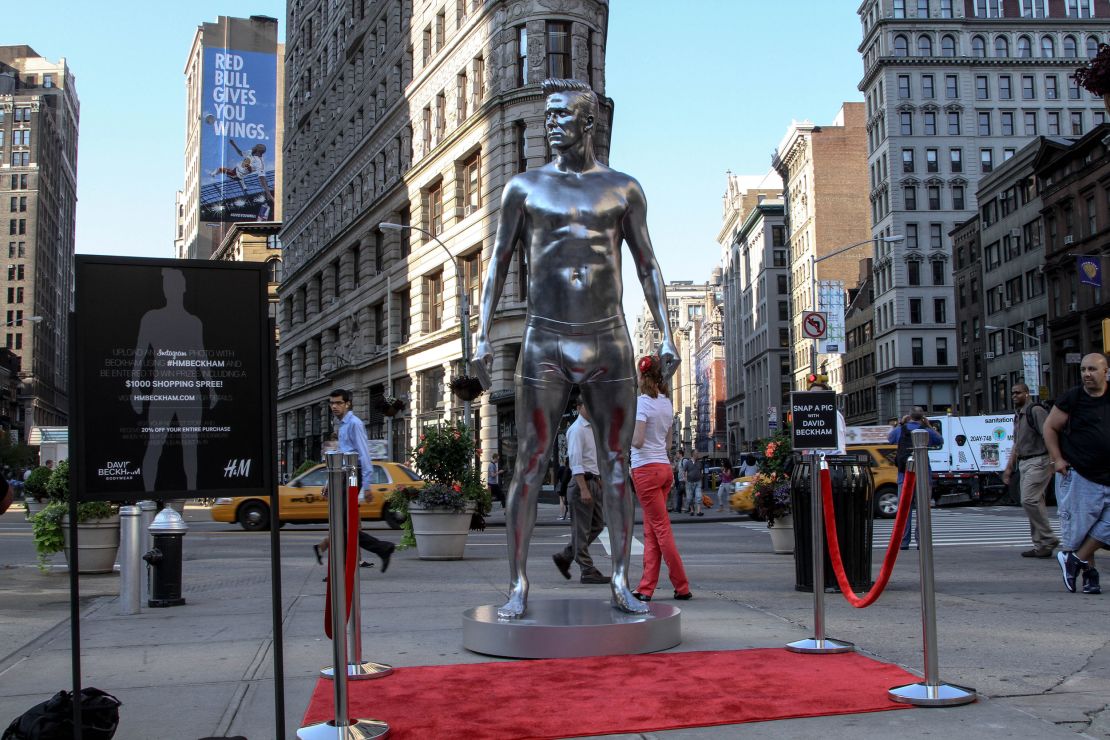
[802,311,827,339]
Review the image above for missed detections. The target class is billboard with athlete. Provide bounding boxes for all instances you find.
[199,46,276,223]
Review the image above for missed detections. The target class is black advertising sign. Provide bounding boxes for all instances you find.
[790,390,839,451]
[72,256,274,501]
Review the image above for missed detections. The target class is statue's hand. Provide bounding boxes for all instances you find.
[471,339,494,389]
[659,340,681,380]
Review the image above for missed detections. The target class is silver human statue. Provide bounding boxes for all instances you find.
[474,78,679,619]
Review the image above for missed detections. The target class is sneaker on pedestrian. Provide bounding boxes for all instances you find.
[552,553,572,580]
[1082,567,1101,595]
[580,571,611,584]
[1058,551,1088,593]
[1021,547,1054,558]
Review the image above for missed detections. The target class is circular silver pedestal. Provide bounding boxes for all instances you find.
[321,661,394,680]
[297,718,390,739]
[888,681,977,707]
[785,637,856,654]
[462,598,681,659]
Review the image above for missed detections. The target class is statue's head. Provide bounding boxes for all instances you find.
[542,78,597,149]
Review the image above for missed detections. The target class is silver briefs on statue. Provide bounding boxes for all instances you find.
[473,78,679,619]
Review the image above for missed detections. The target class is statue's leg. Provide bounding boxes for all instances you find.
[579,379,647,614]
[497,379,571,619]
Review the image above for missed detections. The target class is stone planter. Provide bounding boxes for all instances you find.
[768,513,794,554]
[24,498,47,520]
[409,502,475,560]
[62,514,121,574]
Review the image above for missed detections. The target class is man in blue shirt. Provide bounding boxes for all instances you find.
[313,389,395,572]
[888,407,943,549]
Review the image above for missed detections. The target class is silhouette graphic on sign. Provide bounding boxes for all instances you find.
[130,269,218,491]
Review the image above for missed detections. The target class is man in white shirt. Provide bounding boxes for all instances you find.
[553,398,610,584]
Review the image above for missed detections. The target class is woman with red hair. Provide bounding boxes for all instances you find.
[629,355,692,602]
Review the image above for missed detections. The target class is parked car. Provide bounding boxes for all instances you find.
[847,444,900,518]
[209,461,423,531]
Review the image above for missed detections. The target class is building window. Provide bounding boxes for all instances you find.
[947,111,960,134]
[1041,36,1056,58]
[905,186,917,210]
[1024,111,1038,135]
[1064,35,1079,57]
[917,35,933,56]
[545,21,571,78]
[894,35,909,56]
[1021,74,1036,100]
[995,36,1010,57]
[999,75,1012,99]
[936,338,949,365]
[911,338,924,366]
[425,180,444,236]
[435,91,446,141]
[435,10,445,51]
[908,261,921,285]
[910,299,922,324]
[924,112,937,135]
[460,151,481,216]
[374,302,385,346]
[1071,111,1084,135]
[928,186,941,210]
[420,367,445,412]
[422,25,432,66]
[1069,76,1082,99]
[976,75,989,99]
[777,301,788,321]
[906,223,919,248]
[932,261,946,286]
[926,148,938,172]
[977,111,992,135]
[930,223,943,249]
[472,56,486,102]
[1017,35,1033,58]
[456,70,468,121]
[894,0,906,17]
[514,120,527,173]
[945,74,958,98]
[980,149,994,173]
[922,74,935,98]
[903,148,915,173]
[941,35,956,56]
[516,25,528,86]
[898,75,911,98]
[461,251,481,311]
[1047,111,1061,135]
[424,270,444,332]
[940,0,954,17]
[953,185,965,210]
[1088,35,1101,58]
[900,112,913,135]
[972,35,986,57]
[1001,111,1014,135]
[398,288,411,343]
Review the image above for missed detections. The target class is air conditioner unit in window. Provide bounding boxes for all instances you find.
[1063,235,1074,244]
[1010,229,1021,238]
[463,204,475,217]
[1068,301,1077,311]
[985,351,995,359]
[1004,300,1012,308]
[1063,338,1077,349]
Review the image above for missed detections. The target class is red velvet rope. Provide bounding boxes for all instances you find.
[324,483,362,638]
[821,467,917,608]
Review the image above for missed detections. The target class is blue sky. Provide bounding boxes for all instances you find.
[7,1,864,299]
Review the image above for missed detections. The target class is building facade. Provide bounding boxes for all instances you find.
[179,16,284,260]
[0,46,78,433]
[857,0,1110,421]
[771,103,872,395]
[717,172,789,455]
[276,0,611,478]
[842,259,879,425]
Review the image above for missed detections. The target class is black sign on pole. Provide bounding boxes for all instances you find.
[790,390,839,451]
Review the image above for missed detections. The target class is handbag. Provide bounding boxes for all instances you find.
[3,687,121,740]
[701,494,714,508]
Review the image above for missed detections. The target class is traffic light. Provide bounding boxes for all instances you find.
[806,373,829,386]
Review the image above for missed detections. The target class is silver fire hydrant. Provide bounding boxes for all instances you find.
[142,506,188,608]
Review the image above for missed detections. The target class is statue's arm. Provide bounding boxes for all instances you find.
[473,177,527,383]
[622,179,679,377]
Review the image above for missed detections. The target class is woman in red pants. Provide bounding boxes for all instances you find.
[629,355,692,602]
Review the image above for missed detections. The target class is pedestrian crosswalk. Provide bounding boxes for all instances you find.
[728,508,1060,549]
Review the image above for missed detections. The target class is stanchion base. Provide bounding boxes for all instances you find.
[888,681,977,707]
[321,661,394,680]
[785,637,856,654]
[297,718,390,739]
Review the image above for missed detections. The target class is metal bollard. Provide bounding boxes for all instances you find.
[321,453,392,681]
[787,453,855,654]
[142,507,187,608]
[888,429,976,706]
[118,506,142,615]
[299,451,388,739]
[138,501,157,603]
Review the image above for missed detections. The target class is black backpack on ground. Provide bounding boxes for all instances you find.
[2,687,120,740]
[895,424,916,473]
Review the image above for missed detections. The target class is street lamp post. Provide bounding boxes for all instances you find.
[379,222,473,424]
[2,315,42,328]
[985,324,1043,401]
[806,236,904,377]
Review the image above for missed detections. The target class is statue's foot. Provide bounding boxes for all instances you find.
[496,587,527,619]
[611,584,649,614]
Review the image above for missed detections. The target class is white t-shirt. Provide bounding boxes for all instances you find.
[631,393,673,469]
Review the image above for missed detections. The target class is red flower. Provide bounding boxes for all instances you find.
[452,483,461,492]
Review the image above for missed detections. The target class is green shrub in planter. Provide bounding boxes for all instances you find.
[23,466,51,502]
[29,460,117,571]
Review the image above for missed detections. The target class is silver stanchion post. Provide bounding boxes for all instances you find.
[787,453,854,654]
[299,452,389,739]
[118,506,141,616]
[322,453,392,681]
[888,429,976,707]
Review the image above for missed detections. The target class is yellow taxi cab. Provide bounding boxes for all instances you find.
[209,460,423,531]
[847,444,900,518]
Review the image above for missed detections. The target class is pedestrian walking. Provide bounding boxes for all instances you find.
[1043,352,1110,595]
[683,452,701,516]
[716,461,734,512]
[888,407,942,550]
[630,355,691,602]
[313,389,395,573]
[552,397,610,584]
[487,453,505,509]
[556,461,572,520]
[1001,383,1058,558]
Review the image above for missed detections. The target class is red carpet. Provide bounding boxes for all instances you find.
[303,648,915,738]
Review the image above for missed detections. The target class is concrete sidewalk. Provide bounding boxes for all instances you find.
[0,502,1105,739]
